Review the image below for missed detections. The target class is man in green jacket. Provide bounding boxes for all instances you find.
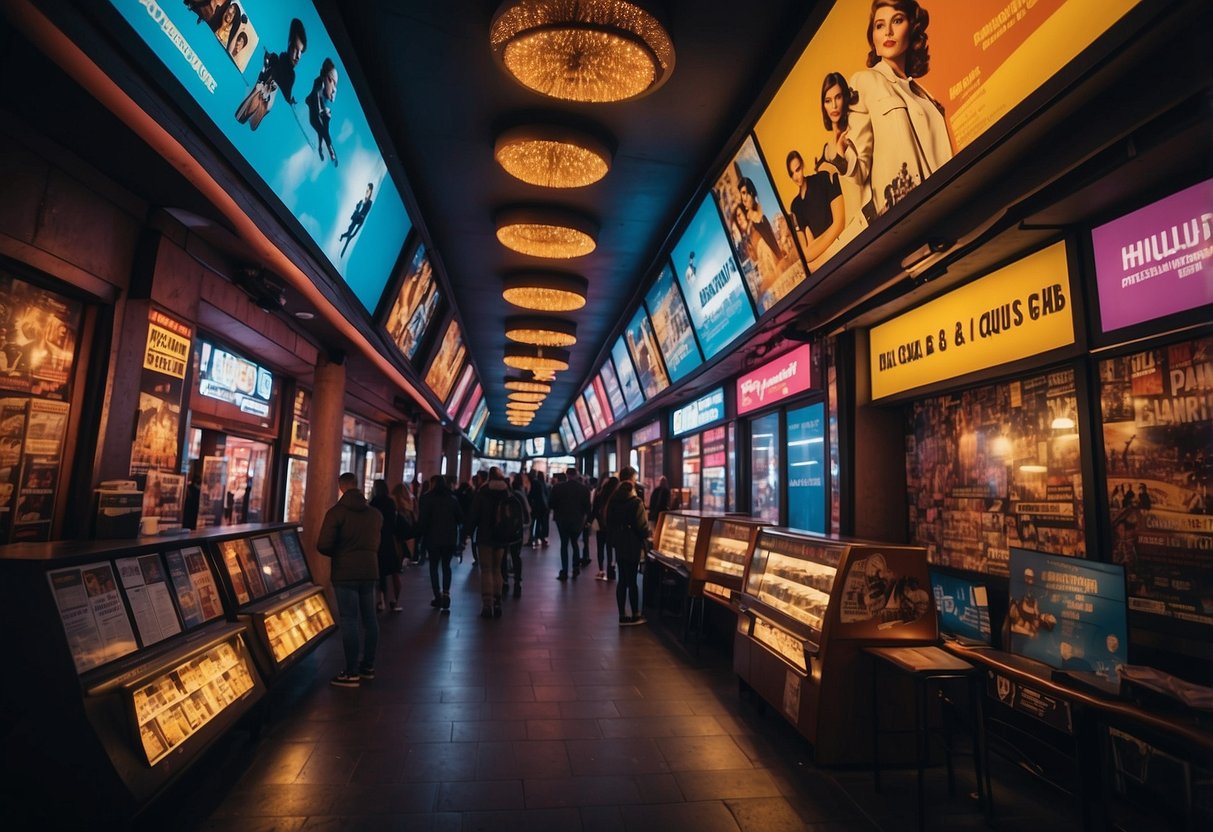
[317,472,381,687]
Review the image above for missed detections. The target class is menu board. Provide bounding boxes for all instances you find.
[611,337,646,411]
[385,242,441,362]
[644,263,703,383]
[1008,547,1128,682]
[712,136,807,312]
[1099,336,1213,626]
[47,562,138,674]
[600,360,627,418]
[251,536,287,593]
[672,196,755,359]
[906,367,1085,576]
[625,307,670,401]
[116,554,182,647]
[425,319,466,403]
[271,530,311,585]
[166,546,224,628]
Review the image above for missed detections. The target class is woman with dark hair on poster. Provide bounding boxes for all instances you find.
[843,0,953,219]
[306,58,339,166]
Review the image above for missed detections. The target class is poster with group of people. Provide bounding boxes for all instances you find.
[905,367,1086,575]
[113,0,412,313]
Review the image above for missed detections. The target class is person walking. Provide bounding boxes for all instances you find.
[528,470,550,547]
[369,479,401,612]
[503,473,532,597]
[592,475,619,581]
[418,474,462,613]
[549,466,591,580]
[317,472,382,686]
[606,466,650,626]
[469,467,515,618]
[391,483,418,565]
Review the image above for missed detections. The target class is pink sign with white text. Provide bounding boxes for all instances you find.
[737,344,812,415]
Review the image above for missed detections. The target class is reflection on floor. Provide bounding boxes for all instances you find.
[139,539,1076,831]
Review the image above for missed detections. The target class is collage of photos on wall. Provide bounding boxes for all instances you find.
[905,367,1085,576]
[1100,335,1213,626]
[0,272,81,543]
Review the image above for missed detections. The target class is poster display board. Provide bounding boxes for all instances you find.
[672,196,755,359]
[47,562,138,674]
[644,263,702,383]
[424,319,465,403]
[611,337,646,411]
[384,242,441,362]
[165,546,224,628]
[625,306,669,400]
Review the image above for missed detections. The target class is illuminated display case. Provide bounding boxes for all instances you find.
[700,517,762,606]
[650,511,710,573]
[734,529,935,764]
[253,584,336,667]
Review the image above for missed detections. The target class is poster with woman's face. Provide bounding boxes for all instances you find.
[754,0,1141,277]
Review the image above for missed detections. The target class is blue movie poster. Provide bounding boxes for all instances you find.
[1008,548,1128,682]
[611,338,646,412]
[110,0,411,313]
[672,196,755,359]
[625,307,670,400]
[599,363,627,419]
[787,402,825,533]
[929,570,992,644]
[644,263,702,383]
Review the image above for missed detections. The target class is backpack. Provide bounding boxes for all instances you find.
[493,491,525,545]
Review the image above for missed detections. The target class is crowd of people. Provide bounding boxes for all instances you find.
[317,465,673,688]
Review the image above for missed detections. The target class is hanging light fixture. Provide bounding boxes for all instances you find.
[505,315,578,347]
[503,344,570,372]
[495,206,598,258]
[508,390,548,404]
[504,375,553,394]
[506,400,542,412]
[490,0,675,103]
[531,368,558,381]
[502,271,588,311]
[495,124,613,188]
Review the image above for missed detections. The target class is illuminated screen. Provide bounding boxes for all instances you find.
[754,0,1141,278]
[558,416,576,452]
[385,243,441,362]
[625,306,670,399]
[592,376,614,425]
[600,360,627,418]
[787,401,825,533]
[468,398,488,444]
[574,395,596,440]
[425,319,465,403]
[582,385,607,434]
[1008,548,1128,683]
[445,363,475,416]
[711,135,807,312]
[611,338,645,411]
[197,339,274,418]
[929,569,992,645]
[107,0,413,313]
[458,384,482,431]
[644,262,702,383]
[567,405,586,446]
[672,196,755,359]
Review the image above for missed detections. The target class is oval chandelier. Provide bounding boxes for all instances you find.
[508,390,548,404]
[495,124,613,188]
[506,400,542,412]
[490,0,675,103]
[505,315,578,347]
[503,344,571,372]
[504,374,553,394]
[496,206,598,258]
[502,271,588,311]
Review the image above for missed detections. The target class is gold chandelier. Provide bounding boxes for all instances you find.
[490,0,675,103]
[508,390,548,404]
[504,375,553,394]
[506,400,542,412]
[503,344,571,372]
[496,207,598,258]
[502,271,588,311]
[495,124,613,188]
[505,315,578,347]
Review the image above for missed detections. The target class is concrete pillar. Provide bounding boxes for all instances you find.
[442,431,460,479]
[385,421,408,487]
[417,419,444,485]
[459,443,474,483]
[301,354,345,588]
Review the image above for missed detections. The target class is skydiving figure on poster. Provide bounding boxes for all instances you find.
[234,18,306,131]
[340,183,374,256]
[305,58,339,166]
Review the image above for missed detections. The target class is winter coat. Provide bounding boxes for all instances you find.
[418,484,464,549]
[469,479,511,547]
[605,481,650,564]
[549,476,591,532]
[317,489,382,582]
[370,493,400,574]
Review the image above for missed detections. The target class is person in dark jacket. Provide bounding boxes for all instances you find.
[317,472,382,686]
[605,467,650,625]
[647,475,671,524]
[503,473,532,597]
[468,467,511,618]
[418,475,463,612]
[369,479,401,612]
[548,467,591,580]
[528,470,550,547]
[592,476,619,581]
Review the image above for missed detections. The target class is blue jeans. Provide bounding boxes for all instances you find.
[333,580,378,675]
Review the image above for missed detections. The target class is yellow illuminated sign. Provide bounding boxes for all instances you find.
[869,243,1075,399]
[143,320,191,380]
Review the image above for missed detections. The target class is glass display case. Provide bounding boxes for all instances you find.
[250,583,336,668]
[700,517,762,606]
[734,528,934,765]
[650,511,709,573]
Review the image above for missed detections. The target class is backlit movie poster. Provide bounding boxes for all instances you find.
[625,307,669,400]
[712,136,807,311]
[755,0,1140,278]
[1100,336,1213,625]
[0,274,80,400]
[424,319,465,403]
[110,0,413,313]
[611,338,646,412]
[905,367,1085,576]
[384,243,441,363]
[672,197,755,360]
[644,263,702,383]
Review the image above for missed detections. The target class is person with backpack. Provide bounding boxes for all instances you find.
[502,473,532,597]
[418,474,463,613]
[605,466,650,625]
[468,467,516,618]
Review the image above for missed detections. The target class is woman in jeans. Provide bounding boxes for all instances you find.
[417,475,462,612]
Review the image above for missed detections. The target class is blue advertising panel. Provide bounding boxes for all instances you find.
[786,402,825,533]
[558,416,576,453]
[108,0,411,313]
[644,263,702,383]
[468,398,488,444]
[599,362,627,419]
[567,405,586,447]
[1008,548,1128,682]
[611,337,646,412]
[672,196,755,359]
[625,307,670,400]
[670,388,725,437]
[929,570,992,645]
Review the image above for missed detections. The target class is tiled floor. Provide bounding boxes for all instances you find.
[141,541,1074,831]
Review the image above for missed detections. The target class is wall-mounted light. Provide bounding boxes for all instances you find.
[489,0,675,103]
[496,207,598,258]
[505,315,578,347]
[495,124,613,188]
[502,271,588,311]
